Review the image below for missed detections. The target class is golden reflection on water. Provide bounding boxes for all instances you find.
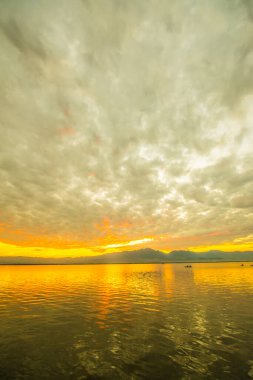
[95,264,175,327]
[1,263,253,298]
[0,264,175,332]
[192,262,253,290]
[0,263,253,380]
[1,262,253,297]
[0,264,174,299]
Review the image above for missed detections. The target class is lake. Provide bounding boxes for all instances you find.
[0,263,253,379]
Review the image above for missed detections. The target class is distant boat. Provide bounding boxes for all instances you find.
[241,264,244,266]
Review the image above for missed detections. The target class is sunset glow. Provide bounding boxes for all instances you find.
[0,0,253,259]
[1,2,253,380]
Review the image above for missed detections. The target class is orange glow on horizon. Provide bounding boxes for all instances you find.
[1,221,253,258]
[0,236,253,259]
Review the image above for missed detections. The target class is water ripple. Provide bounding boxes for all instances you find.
[0,263,253,379]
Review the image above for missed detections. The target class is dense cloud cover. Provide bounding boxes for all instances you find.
[0,0,253,251]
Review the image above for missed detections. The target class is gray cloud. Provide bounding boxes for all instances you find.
[0,0,253,249]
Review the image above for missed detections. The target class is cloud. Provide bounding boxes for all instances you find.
[0,0,253,251]
[102,238,154,249]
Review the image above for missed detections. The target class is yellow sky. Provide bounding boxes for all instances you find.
[1,233,253,258]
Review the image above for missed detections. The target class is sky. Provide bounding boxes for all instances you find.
[0,0,253,258]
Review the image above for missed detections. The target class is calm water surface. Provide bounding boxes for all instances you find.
[0,263,253,380]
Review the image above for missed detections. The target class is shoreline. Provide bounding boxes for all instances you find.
[0,260,253,266]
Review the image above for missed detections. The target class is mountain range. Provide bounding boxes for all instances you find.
[0,248,253,265]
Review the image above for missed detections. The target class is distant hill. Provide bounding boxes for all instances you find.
[0,248,253,265]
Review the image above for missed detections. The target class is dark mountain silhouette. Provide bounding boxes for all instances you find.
[0,248,253,265]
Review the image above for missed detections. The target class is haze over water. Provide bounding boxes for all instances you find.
[0,263,253,380]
